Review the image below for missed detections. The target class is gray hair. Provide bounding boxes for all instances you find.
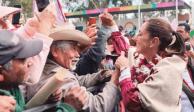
[52,40,77,51]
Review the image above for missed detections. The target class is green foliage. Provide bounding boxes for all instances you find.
[20,0,33,18]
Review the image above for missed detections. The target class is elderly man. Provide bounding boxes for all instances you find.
[26,12,120,112]
[0,30,43,112]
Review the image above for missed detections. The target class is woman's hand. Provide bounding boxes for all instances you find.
[115,51,129,71]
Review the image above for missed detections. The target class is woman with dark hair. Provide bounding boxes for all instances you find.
[114,18,186,112]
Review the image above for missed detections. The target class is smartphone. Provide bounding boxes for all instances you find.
[185,42,191,51]
[75,26,83,31]
[36,0,50,12]
[12,5,21,25]
[88,17,96,25]
[106,55,119,64]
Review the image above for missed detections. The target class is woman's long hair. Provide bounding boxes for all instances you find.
[146,18,185,56]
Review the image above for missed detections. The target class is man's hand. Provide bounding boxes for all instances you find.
[110,68,120,86]
[99,11,116,27]
[24,4,56,37]
[84,23,97,45]
[47,89,62,103]
[0,96,16,112]
[24,17,39,37]
[36,4,56,36]
[63,86,88,111]
[78,24,97,53]
[185,50,194,59]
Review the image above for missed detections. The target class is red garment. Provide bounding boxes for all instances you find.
[120,56,159,111]
[120,78,142,112]
[110,31,129,55]
[131,57,158,84]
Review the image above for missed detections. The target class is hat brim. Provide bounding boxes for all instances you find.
[49,29,90,45]
[15,38,43,59]
[0,6,21,19]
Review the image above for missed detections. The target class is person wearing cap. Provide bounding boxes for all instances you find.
[25,12,120,112]
[0,30,43,112]
[0,4,55,85]
[0,4,72,112]
[16,4,56,84]
[16,4,59,105]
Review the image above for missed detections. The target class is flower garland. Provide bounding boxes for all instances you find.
[131,53,160,84]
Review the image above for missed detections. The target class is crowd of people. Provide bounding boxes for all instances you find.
[0,2,194,112]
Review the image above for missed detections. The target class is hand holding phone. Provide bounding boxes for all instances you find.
[185,42,191,51]
[88,17,96,26]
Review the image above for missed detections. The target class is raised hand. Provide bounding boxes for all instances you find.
[63,86,88,111]
[99,11,116,27]
[36,3,56,36]
[84,23,97,45]
[24,3,56,37]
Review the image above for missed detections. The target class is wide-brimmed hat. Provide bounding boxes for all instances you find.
[0,30,43,65]
[0,6,21,19]
[49,25,91,45]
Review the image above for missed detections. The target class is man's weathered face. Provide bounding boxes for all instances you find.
[53,42,80,70]
[2,58,32,84]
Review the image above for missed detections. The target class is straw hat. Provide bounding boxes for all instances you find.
[0,6,21,19]
[49,25,91,45]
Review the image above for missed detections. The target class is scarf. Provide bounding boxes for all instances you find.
[56,102,76,112]
[131,54,160,84]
